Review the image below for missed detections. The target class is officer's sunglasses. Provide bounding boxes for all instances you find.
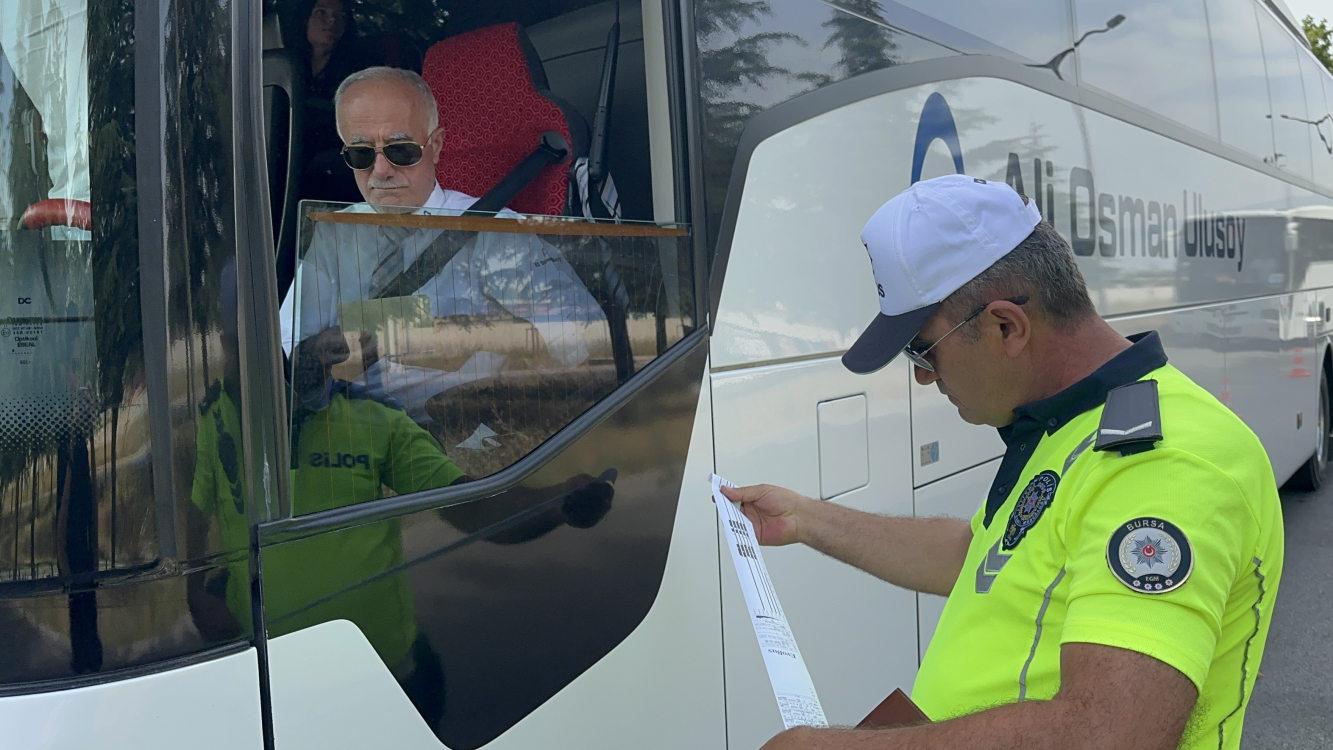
[903,295,1030,373]
[341,141,424,171]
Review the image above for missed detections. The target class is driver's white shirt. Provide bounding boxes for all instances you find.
[278,183,606,422]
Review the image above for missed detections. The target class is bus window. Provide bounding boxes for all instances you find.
[1073,0,1218,138]
[274,5,695,517]
[0,0,156,679]
[1299,52,1333,189]
[1207,0,1276,162]
[693,0,954,255]
[890,0,1072,67]
[1258,10,1314,179]
[1324,74,1333,191]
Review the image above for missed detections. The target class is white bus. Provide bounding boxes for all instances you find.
[1,0,1330,747]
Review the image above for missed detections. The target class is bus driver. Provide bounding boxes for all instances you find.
[279,66,606,425]
[725,175,1284,750]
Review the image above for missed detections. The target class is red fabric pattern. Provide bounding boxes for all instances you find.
[422,23,570,216]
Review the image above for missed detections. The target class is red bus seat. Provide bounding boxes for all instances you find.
[421,23,588,216]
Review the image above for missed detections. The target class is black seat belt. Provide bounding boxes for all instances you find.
[463,131,569,216]
[371,227,471,300]
[373,130,569,298]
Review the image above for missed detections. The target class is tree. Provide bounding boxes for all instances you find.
[1306,15,1333,74]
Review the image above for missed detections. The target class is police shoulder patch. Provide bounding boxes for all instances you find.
[1106,517,1193,594]
[1002,470,1059,551]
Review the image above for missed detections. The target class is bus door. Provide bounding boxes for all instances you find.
[250,1,714,748]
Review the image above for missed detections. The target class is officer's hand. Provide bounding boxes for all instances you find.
[720,483,808,546]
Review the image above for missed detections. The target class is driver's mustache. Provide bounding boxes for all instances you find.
[368,177,408,189]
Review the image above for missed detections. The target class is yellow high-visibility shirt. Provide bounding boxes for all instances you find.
[912,332,1284,750]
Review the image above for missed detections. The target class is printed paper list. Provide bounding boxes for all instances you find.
[710,473,828,730]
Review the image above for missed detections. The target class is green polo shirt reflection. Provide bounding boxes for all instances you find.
[191,381,253,622]
[270,381,464,667]
[911,333,1283,750]
[193,379,465,669]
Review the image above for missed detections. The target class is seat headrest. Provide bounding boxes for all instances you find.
[422,23,582,216]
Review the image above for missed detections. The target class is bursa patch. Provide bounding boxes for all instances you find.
[1001,470,1059,551]
[1106,517,1193,594]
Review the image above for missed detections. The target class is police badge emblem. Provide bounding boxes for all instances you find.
[1001,470,1059,550]
[1106,517,1193,594]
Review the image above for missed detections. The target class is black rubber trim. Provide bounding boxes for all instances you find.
[676,0,710,327]
[233,0,282,745]
[705,53,1333,327]
[0,642,250,697]
[0,560,161,599]
[259,327,708,544]
[133,0,178,560]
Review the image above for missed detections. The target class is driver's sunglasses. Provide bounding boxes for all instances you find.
[903,295,1029,373]
[341,141,424,171]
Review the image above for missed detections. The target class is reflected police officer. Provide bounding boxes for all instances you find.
[725,175,1284,750]
[190,264,613,730]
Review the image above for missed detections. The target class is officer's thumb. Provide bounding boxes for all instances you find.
[719,484,756,505]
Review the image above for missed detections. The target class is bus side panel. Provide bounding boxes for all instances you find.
[713,74,1333,495]
[1074,89,1332,477]
[0,648,264,749]
[711,356,916,748]
[1222,293,1320,482]
[1107,307,1224,385]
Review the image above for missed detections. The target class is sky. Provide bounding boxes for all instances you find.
[1280,0,1332,24]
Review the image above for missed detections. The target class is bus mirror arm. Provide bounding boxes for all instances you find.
[587,11,620,189]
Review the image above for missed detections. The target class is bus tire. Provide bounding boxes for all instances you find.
[1285,369,1330,493]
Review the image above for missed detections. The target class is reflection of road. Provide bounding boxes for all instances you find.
[1242,488,1333,748]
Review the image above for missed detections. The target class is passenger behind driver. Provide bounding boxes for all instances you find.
[278,65,607,426]
[285,0,364,203]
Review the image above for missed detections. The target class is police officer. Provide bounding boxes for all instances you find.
[724,175,1283,750]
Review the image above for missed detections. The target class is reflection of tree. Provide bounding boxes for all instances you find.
[821,0,897,80]
[163,0,236,391]
[266,0,452,55]
[348,0,451,49]
[89,0,142,516]
[695,0,815,246]
[696,0,916,248]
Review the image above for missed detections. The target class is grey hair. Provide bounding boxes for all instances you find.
[334,66,439,137]
[941,217,1096,341]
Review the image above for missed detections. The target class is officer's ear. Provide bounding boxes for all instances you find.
[986,299,1031,359]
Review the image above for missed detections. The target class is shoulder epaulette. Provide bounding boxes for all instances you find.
[1094,380,1162,457]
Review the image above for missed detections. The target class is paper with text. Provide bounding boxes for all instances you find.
[710,474,828,730]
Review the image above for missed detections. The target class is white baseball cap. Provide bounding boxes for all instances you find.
[842,174,1042,374]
